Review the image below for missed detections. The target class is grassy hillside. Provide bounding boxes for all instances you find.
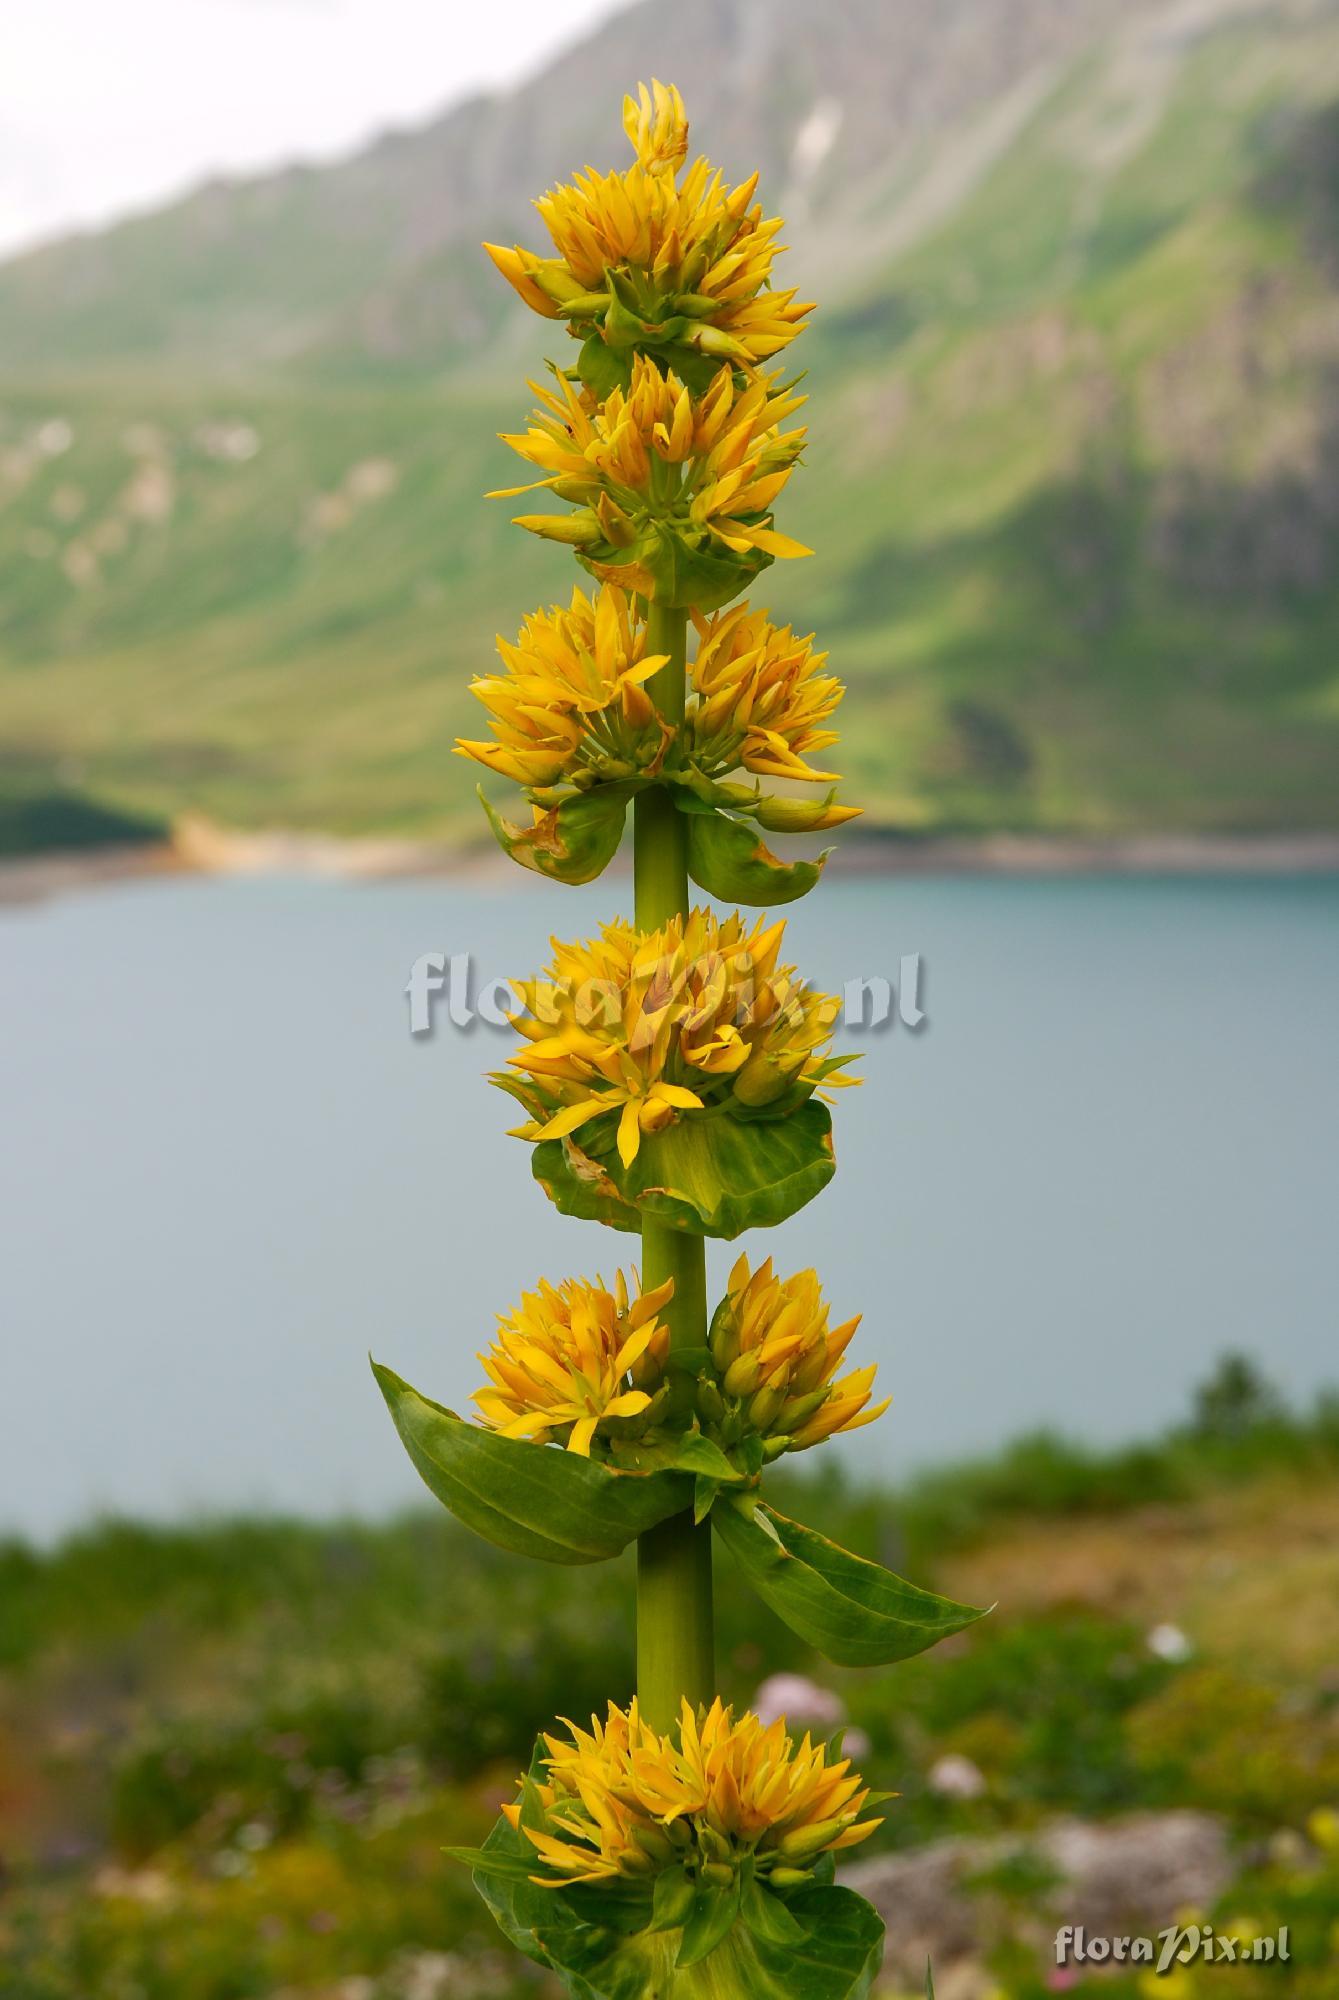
[3,0,1339,848]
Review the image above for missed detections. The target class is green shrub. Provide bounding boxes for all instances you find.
[845,1610,1177,1845]
[420,1618,634,1777]
[1128,1665,1339,1825]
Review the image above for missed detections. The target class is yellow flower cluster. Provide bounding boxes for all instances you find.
[484,79,812,371]
[506,1696,880,1887]
[473,1270,673,1456]
[455,580,856,805]
[492,356,809,578]
[454,583,668,789]
[708,1255,889,1454]
[688,601,844,784]
[493,908,855,1169]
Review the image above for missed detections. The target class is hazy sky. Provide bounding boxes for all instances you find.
[1,0,619,258]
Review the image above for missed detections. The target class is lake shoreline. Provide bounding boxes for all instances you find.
[4,822,1339,907]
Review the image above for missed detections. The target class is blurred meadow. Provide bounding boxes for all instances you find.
[5,1365,1339,1998]
[4,0,1339,1995]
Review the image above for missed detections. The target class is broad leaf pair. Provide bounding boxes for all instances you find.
[454,1756,885,2000]
[372,1366,985,1664]
[533,1097,836,1239]
[479,775,829,904]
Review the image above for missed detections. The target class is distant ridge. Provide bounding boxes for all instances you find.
[0,0,1138,376]
[2,0,1339,846]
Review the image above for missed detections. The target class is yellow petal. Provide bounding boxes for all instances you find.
[736,525,813,559]
[567,1416,599,1457]
[617,1097,643,1168]
[535,1099,609,1142]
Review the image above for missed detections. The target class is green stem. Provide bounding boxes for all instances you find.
[634,599,715,1732]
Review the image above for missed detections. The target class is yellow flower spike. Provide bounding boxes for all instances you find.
[709,1257,887,1456]
[454,582,670,790]
[511,1697,880,1888]
[493,909,854,1164]
[472,1270,673,1455]
[365,81,923,1993]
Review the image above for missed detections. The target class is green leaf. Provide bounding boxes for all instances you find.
[925,1959,936,2000]
[640,522,771,612]
[713,1500,988,1667]
[683,802,830,906]
[650,1868,697,1933]
[531,1100,836,1240]
[493,1873,880,1997]
[602,291,654,349]
[676,1881,739,1968]
[740,1878,807,1947]
[603,1427,743,1483]
[371,1361,690,1564]
[469,1779,885,1998]
[443,1844,539,1884]
[579,521,768,614]
[736,1433,767,1477]
[647,343,727,397]
[577,334,631,399]
[666,1432,745,1482]
[600,1428,754,1524]
[478,785,630,885]
[772,1888,886,1999]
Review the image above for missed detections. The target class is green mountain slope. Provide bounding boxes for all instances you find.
[2,0,1339,849]
[0,0,1138,380]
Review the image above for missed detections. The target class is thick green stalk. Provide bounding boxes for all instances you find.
[634,599,715,1731]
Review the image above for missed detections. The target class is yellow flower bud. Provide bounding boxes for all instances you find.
[747,1383,787,1431]
[512,508,602,547]
[731,1050,794,1107]
[722,1351,764,1399]
[751,795,864,834]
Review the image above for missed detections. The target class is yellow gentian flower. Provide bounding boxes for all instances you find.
[484,79,812,373]
[492,908,856,1168]
[504,1695,880,1887]
[491,355,810,584]
[473,1270,673,1456]
[709,1256,889,1453]
[688,601,845,783]
[454,582,668,788]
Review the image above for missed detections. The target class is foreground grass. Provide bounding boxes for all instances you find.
[2,1374,1338,1997]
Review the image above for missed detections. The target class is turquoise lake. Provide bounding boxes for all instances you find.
[3,870,1336,1540]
